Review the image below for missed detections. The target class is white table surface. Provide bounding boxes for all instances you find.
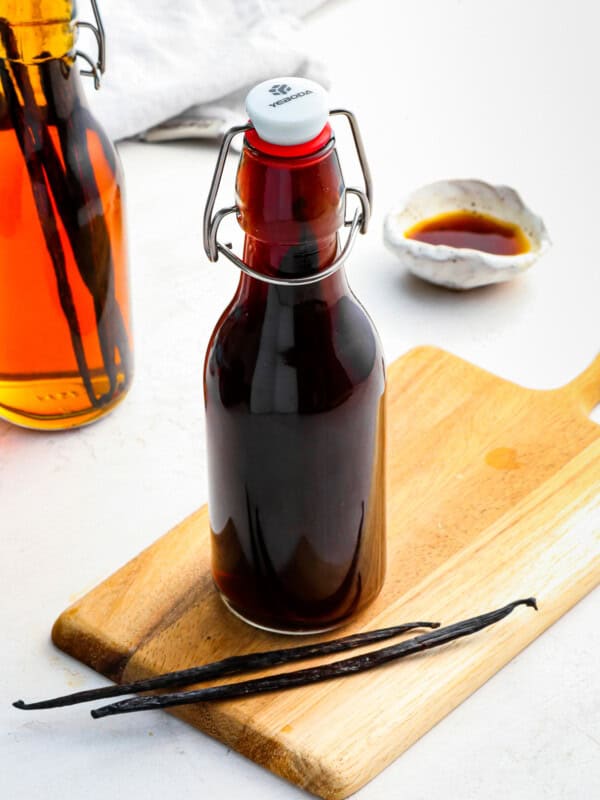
[3,1,599,797]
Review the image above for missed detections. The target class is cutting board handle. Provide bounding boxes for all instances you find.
[559,352,600,415]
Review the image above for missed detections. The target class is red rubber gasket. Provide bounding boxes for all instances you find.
[245,123,333,158]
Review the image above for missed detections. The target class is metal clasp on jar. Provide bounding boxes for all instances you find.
[203,109,373,287]
[75,0,106,90]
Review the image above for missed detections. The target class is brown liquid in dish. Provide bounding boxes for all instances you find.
[405,210,530,256]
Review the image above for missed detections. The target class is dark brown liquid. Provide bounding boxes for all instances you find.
[204,138,386,633]
[405,210,530,255]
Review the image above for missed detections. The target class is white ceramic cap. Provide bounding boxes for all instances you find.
[245,77,329,146]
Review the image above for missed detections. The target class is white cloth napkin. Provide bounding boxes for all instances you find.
[81,0,329,142]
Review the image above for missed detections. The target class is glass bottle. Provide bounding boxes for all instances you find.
[0,0,133,430]
[203,79,386,634]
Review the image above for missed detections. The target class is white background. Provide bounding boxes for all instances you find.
[2,1,599,798]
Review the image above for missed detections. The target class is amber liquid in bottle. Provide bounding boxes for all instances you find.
[205,132,386,633]
[0,6,132,430]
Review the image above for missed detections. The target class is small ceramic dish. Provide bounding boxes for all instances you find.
[383,179,551,289]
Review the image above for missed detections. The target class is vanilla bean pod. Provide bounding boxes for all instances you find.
[91,599,537,719]
[14,620,439,711]
[39,62,132,398]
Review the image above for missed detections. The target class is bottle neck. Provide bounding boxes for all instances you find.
[242,231,339,276]
[0,1,77,64]
[239,233,348,304]
[0,1,82,123]
[235,135,347,292]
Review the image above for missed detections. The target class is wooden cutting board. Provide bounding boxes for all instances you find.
[53,346,600,799]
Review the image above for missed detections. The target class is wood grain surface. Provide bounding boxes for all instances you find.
[53,346,600,799]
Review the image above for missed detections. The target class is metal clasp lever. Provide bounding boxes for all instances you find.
[75,0,106,90]
[203,109,373,287]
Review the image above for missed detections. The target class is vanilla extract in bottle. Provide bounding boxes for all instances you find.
[0,1,133,430]
[203,78,386,633]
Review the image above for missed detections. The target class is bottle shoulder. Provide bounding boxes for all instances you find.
[208,288,382,363]
[205,287,384,413]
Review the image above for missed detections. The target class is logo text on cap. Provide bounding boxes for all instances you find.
[268,89,313,109]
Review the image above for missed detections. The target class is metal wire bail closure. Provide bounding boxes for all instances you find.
[203,109,373,287]
[75,0,106,90]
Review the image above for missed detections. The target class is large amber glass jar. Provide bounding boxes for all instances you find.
[0,1,133,430]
